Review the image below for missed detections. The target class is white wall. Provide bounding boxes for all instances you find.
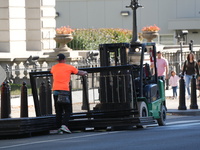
[55,0,131,29]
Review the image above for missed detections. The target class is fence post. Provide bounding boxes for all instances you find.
[190,75,198,109]
[46,78,52,115]
[39,81,47,115]
[20,82,28,117]
[166,79,169,90]
[81,76,89,111]
[178,76,187,110]
[1,82,11,118]
[69,81,73,113]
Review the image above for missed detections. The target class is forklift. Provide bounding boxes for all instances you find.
[30,42,166,130]
[77,42,166,129]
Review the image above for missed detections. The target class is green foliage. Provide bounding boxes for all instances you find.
[68,28,132,50]
[10,83,32,96]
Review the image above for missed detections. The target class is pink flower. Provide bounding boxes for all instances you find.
[142,25,160,32]
[56,26,74,34]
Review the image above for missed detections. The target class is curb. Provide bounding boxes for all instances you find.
[167,109,200,116]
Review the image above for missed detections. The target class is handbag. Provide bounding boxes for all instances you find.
[57,91,70,104]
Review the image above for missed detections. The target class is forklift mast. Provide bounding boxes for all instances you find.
[98,42,158,98]
[99,43,129,66]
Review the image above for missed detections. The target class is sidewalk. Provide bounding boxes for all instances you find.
[9,89,200,118]
[165,89,200,116]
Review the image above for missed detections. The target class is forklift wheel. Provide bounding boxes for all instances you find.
[136,102,148,128]
[157,105,166,126]
[137,101,148,117]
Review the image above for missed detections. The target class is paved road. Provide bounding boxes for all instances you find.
[0,115,200,150]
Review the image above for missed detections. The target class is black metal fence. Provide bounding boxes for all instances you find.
[162,50,200,75]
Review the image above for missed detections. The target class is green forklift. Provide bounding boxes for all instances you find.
[29,42,166,131]
[75,42,167,129]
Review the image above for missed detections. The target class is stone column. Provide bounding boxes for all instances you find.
[41,0,56,50]
[0,0,26,53]
[25,0,56,51]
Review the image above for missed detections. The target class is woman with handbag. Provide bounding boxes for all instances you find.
[51,53,87,134]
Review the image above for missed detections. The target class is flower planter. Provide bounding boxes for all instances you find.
[54,34,73,51]
[142,31,159,42]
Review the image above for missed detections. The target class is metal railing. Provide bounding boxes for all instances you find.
[3,49,200,87]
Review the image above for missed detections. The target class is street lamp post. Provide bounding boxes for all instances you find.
[126,0,142,48]
[175,30,188,70]
[180,40,183,68]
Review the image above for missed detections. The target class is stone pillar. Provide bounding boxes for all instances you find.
[0,0,26,53]
[41,0,56,50]
[25,0,56,51]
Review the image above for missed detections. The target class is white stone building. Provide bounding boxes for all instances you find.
[0,0,56,60]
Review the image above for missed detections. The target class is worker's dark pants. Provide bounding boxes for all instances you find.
[53,94,71,128]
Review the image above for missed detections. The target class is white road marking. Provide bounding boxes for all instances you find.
[150,120,200,130]
[165,122,200,129]
[167,120,200,125]
[0,131,122,149]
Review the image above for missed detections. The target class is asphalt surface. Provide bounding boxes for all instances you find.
[1,116,200,150]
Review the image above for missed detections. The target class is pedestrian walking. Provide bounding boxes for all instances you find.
[151,51,169,88]
[51,53,87,134]
[197,59,200,98]
[169,71,180,99]
[182,52,199,99]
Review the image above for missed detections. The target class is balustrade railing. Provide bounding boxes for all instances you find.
[4,58,100,86]
[2,49,200,89]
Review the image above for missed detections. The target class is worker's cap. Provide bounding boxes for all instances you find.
[56,53,66,60]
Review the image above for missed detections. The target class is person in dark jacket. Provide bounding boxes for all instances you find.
[197,59,200,98]
[182,53,199,99]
